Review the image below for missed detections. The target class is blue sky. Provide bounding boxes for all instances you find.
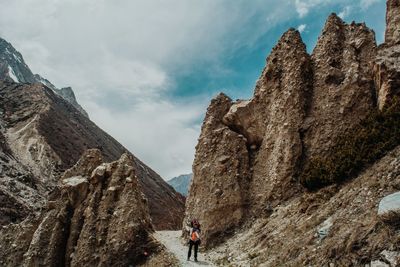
[0,0,386,179]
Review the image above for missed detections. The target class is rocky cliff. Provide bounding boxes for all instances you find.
[0,80,184,230]
[185,2,400,264]
[0,37,88,117]
[0,149,177,266]
[374,0,400,110]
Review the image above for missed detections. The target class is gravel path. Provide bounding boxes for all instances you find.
[154,231,216,267]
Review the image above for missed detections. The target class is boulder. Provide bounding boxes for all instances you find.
[378,191,400,215]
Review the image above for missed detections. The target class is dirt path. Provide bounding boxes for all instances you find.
[154,231,217,267]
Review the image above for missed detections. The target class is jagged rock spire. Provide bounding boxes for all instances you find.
[305,12,377,160]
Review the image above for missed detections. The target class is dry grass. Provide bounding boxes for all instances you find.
[300,99,400,190]
[379,210,400,229]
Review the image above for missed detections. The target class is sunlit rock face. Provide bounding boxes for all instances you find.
[304,14,377,161]
[374,0,400,110]
[184,93,250,247]
[186,11,383,248]
[0,149,170,267]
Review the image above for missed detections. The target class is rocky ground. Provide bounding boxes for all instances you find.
[205,146,400,266]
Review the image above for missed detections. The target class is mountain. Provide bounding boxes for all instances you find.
[184,0,400,265]
[0,36,185,230]
[168,173,192,196]
[0,80,184,230]
[0,33,187,265]
[0,37,88,117]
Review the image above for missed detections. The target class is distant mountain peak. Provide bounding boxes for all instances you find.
[0,36,89,118]
[168,173,192,196]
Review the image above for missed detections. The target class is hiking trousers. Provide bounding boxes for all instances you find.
[188,240,200,260]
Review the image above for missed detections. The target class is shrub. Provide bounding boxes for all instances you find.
[300,98,400,190]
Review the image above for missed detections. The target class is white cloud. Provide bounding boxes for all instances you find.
[295,0,325,18]
[360,0,381,9]
[294,0,378,18]
[338,6,352,19]
[0,0,299,178]
[0,0,385,178]
[81,96,207,178]
[297,24,307,33]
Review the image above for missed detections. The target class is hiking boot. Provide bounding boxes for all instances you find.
[194,258,198,262]
[187,257,190,261]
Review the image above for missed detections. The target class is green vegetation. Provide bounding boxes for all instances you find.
[300,99,400,190]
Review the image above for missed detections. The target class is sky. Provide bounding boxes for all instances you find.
[0,0,386,179]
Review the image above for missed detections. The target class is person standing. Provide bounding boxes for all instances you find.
[187,219,201,262]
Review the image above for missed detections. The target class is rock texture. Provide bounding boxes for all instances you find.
[0,149,176,267]
[185,4,399,250]
[0,81,184,229]
[374,44,400,109]
[374,1,400,109]
[0,127,45,225]
[304,14,377,160]
[209,146,400,266]
[184,93,250,247]
[247,29,312,208]
[385,0,400,46]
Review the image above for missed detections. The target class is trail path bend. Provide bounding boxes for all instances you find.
[154,231,217,267]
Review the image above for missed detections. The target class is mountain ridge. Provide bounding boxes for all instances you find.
[168,173,192,196]
[0,37,88,117]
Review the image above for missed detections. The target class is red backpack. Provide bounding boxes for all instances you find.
[191,229,199,241]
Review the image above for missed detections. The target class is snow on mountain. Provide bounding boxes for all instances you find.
[0,37,88,117]
[7,65,19,82]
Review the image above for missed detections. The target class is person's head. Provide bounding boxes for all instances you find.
[191,218,200,228]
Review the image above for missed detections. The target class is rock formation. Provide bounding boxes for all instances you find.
[374,0,400,110]
[185,1,400,252]
[247,29,312,209]
[304,14,377,161]
[185,93,250,247]
[0,149,176,266]
[385,0,400,46]
[0,80,184,229]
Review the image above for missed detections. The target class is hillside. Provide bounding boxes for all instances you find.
[0,37,88,117]
[0,80,184,230]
